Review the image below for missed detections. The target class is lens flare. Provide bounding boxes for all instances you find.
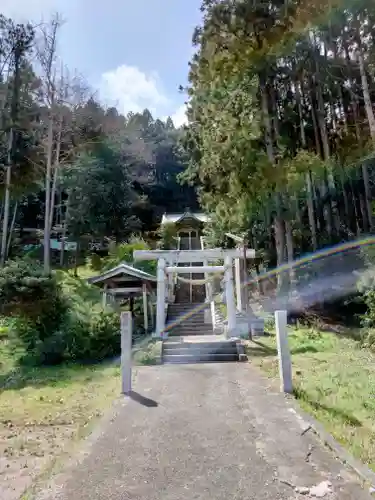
[161,237,375,334]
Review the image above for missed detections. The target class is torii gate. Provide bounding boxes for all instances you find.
[133,248,255,339]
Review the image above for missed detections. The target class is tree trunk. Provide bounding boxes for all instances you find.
[296,75,318,250]
[0,130,12,266]
[49,116,63,231]
[359,193,369,233]
[338,165,350,221]
[74,239,79,276]
[1,44,21,266]
[285,219,296,287]
[6,201,18,259]
[40,17,59,275]
[306,171,318,251]
[43,115,54,274]
[357,48,375,141]
[60,197,70,267]
[260,78,285,288]
[356,48,374,230]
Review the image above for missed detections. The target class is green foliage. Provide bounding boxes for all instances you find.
[66,310,120,362]
[157,222,178,250]
[183,0,375,271]
[89,253,103,271]
[361,290,375,329]
[133,339,162,365]
[0,259,69,321]
[62,142,141,241]
[102,237,156,275]
[360,329,375,351]
[0,260,121,366]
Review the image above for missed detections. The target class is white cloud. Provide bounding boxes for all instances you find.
[170,104,188,127]
[99,64,169,116]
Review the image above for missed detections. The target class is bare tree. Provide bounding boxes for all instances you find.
[36,14,62,274]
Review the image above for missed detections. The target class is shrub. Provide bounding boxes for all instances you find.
[67,310,120,362]
[157,222,177,250]
[0,259,66,320]
[88,311,120,360]
[90,253,103,271]
[361,329,375,351]
[361,290,375,328]
[102,237,156,275]
[0,260,70,365]
[1,259,121,366]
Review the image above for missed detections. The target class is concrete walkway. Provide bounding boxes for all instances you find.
[36,363,371,500]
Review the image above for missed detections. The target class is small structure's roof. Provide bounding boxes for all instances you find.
[88,263,156,285]
[161,211,210,225]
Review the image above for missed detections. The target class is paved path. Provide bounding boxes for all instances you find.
[36,363,371,500]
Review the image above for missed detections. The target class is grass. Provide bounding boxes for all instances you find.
[133,338,162,365]
[0,332,161,499]
[247,326,375,471]
[0,340,122,499]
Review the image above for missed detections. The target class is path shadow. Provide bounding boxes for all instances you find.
[246,339,278,357]
[126,391,158,407]
[291,345,319,354]
[246,339,319,358]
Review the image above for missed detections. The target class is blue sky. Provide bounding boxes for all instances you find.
[2,0,203,125]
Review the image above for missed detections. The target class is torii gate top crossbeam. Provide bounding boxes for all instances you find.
[133,248,255,263]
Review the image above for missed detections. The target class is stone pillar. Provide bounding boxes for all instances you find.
[156,258,166,338]
[168,271,174,301]
[224,255,236,338]
[148,293,155,330]
[121,311,132,394]
[275,310,292,393]
[234,257,242,312]
[142,283,148,333]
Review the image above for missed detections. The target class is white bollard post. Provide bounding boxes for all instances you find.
[275,310,292,394]
[121,311,132,395]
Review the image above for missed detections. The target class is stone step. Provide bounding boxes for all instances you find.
[168,331,214,337]
[168,329,214,335]
[168,312,206,316]
[167,319,208,326]
[167,323,212,329]
[169,302,208,306]
[168,307,208,312]
[167,316,207,322]
[163,346,238,356]
[163,353,239,364]
[168,312,207,318]
[163,341,237,351]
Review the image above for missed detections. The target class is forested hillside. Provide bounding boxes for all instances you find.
[183,0,375,277]
[0,14,197,272]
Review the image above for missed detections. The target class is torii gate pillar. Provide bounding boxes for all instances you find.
[155,258,166,338]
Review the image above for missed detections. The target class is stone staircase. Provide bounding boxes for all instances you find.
[166,302,213,336]
[163,303,241,364]
[162,338,240,364]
